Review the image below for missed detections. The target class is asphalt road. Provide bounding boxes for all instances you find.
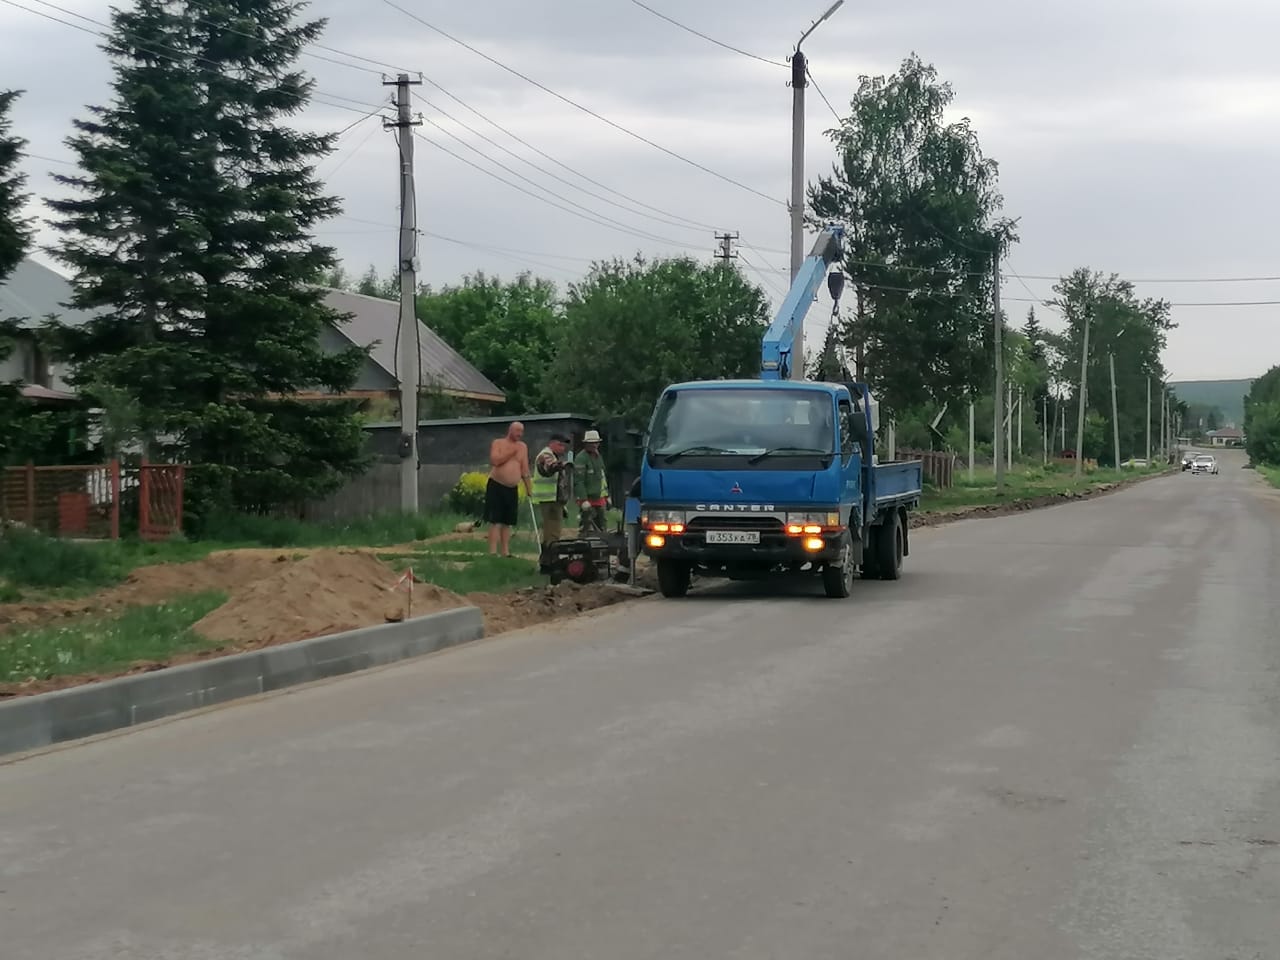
[4,451,1279,960]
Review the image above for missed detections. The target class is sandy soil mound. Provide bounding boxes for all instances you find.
[0,550,302,633]
[193,551,465,647]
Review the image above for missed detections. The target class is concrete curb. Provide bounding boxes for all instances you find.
[0,606,484,758]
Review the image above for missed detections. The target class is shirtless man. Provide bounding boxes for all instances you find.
[486,421,533,557]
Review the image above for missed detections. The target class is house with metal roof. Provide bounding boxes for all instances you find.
[1,263,504,411]
[0,258,96,403]
[312,288,505,409]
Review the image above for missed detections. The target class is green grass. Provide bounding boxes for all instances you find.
[921,462,1162,512]
[0,591,227,686]
[1257,464,1280,489]
[410,554,544,594]
[194,508,469,550]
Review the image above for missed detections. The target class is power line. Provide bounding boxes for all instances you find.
[23,0,389,76]
[319,117,384,178]
[417,118,700,246]
[411,130,701,251]
[377,0,785,206]
[415,74,718,232]
[9,0,385,120]
[332,107,384,138]
[806,67,843,123]
[738,251,787,298]
[625,0,787,68]
[419,229,598,264]
[415,92,706,235]
[23,152,76,166]
[418,231,582,279]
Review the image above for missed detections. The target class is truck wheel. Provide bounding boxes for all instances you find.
[860,536,878,579]
[875,513,904,581]
[656,559,692,598]
[821,534,855,598]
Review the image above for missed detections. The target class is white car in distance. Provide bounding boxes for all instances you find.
[1190,454,1219,475]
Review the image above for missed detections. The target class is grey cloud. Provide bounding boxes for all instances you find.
[5,0,1278,379]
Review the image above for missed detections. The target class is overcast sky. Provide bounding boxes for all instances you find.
[5,0,1279,382]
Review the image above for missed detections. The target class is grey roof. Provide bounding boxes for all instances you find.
[321,287,505,402]
[0,258,99,329]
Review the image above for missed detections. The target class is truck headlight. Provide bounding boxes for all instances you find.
[642,509,686,534]
[785,511,841,534]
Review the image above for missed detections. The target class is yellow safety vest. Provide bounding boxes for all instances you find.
[532,447,561,502]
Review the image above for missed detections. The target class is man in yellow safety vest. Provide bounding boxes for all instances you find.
[574,429,610,535]
[531,433,572,546]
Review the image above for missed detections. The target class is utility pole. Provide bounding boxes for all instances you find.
[992,253,1005,493]
[1160,382,1167,464]
[1007,383,1013,471]
[788,0,843,381]
[1109,352,1121,470]
[384,73,423,512]
[1017,386,1023,457]
[714,231,739,263]
[1073,307,1091,478]
[968,399,975,481]
[1146,375,1152,465]
[1043,394,1049,465]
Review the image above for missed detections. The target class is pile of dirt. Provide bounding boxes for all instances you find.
[192,551,465,648]
[471,581,634,636]
[0,550,300,634]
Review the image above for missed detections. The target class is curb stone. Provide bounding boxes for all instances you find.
[0,606,483,758]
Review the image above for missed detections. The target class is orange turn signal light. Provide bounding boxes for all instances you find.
[646,534,666,548]
[803,537,825,552]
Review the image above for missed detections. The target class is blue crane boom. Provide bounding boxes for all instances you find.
[759,224,846,380]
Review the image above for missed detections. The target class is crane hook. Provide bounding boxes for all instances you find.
[827,270,845,305]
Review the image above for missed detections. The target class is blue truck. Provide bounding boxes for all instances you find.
[636,225,924,599]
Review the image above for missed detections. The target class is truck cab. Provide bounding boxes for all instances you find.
[639,378,921,598]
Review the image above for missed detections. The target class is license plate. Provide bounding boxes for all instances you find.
[704,530,761,545]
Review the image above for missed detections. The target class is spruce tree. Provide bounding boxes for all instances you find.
[1023,307,1050,429]
[0,89,31,281]
[47,0,368,520]
[1,89,36,467]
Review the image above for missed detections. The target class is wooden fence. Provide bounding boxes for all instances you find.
[897,448,956,488]
[1,459,185,540]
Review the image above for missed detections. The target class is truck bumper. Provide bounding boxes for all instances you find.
[641,531,845,566]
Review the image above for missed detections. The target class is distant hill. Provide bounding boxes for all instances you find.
[1170,379,1254,427]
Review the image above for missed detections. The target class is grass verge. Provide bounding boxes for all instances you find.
[921,463,1162,512]
[0,591,227,687]
[1256,464,1280,489]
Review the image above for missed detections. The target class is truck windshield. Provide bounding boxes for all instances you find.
[648,388,835,458]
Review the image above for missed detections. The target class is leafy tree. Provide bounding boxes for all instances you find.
[415,271,558,415]
[809,54,1017,415]
[1244,366,1280,464]
[45,0,368,519]
[546,257,770,425]
[355,265,398,299]
[321,264,351,291]
[1048,268,1172,465]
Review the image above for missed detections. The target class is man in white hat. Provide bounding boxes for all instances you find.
[573,428,610,535]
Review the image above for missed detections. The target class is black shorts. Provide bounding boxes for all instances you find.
[483,478,520,526]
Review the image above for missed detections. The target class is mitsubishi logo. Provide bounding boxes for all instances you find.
[729,482,742,494]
